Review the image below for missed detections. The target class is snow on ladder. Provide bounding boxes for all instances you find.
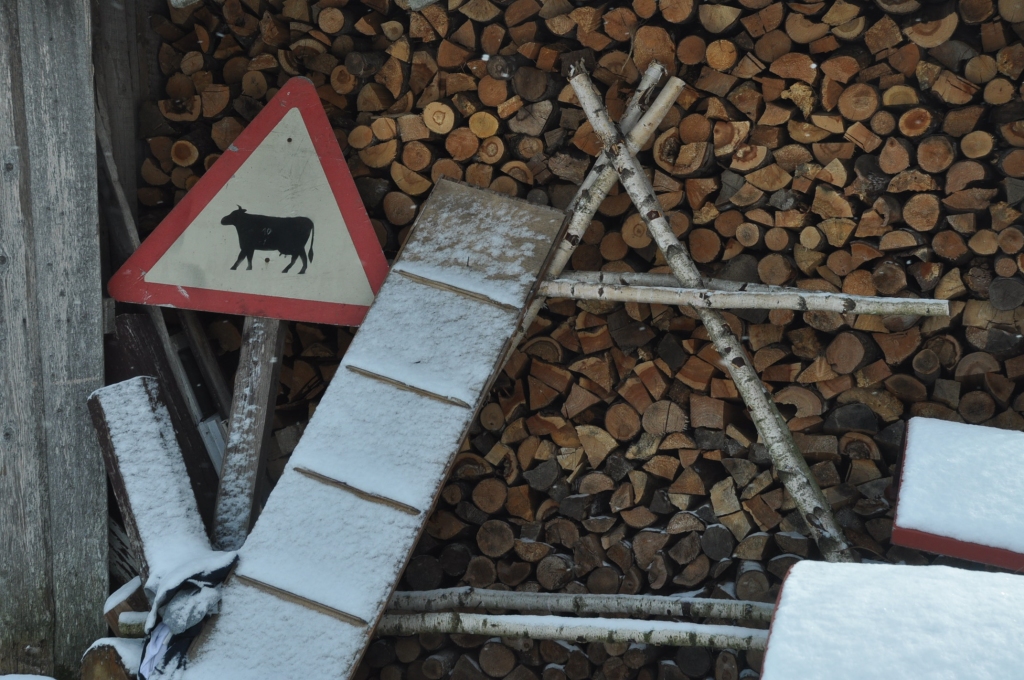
[183,179,566,679]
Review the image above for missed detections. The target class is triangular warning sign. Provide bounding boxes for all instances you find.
[109,77,389,326]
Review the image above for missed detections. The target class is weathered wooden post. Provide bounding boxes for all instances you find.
[0,0,107,675]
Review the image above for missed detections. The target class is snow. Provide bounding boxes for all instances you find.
[184,580,368,680]
[145,549,237,632]
[104,575,142,614]
[90,377,211,584]
[342,273,518,406]
[392,179,565,308]
[235,469,422,622]
[896,417,1024,555]
[85,637,144,676]
[287,369,471,511]
[761,561,1024,680]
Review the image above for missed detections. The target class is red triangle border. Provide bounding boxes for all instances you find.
[108,77,389,326]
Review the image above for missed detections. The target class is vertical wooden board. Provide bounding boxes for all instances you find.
[16,0,107,673]
[0,0,53,672]
[93,0,143,227]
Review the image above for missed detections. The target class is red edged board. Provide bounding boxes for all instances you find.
[889,525,1024,572]
[109,77,388,326]
[892,438,1024,571]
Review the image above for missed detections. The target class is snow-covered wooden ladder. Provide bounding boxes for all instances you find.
[179,179,565,679]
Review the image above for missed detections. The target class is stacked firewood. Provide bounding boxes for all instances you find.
[138,0,1024,676]
[352,632,753,680]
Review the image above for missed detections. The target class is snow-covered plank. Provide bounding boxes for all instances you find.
[392,179,565,308]
[186,181,565,679]
[285,370,470,511]
[89,376,211,583]
[232,470,424,622]
[181,579,368,678]
[761,561,1024,680]
[342,275,520,408]
[893,417,1024,569]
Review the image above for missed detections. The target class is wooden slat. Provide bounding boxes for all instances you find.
[185,181,566,680]
[213,316,287,550]
[0,0,54,670]
[0,0,107,673]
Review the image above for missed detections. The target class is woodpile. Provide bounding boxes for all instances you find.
[135,0,1024,675]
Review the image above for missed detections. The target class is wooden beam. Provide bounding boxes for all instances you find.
[213,316,287,550]
[0,0,106,674]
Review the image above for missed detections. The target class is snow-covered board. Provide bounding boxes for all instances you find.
[892,417,1024,570]
[88,376,212,584]
[185,180,566,679]
[761,561,1024,679]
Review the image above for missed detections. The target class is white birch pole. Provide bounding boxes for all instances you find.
[511,62,682,349]
[388,588,774,624]
[540,278,950,316]
[569,67,857,563]
[377,613,768,651]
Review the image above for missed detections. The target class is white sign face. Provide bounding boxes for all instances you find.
[145,108,374,307]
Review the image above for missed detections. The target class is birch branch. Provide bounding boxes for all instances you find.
[388,588,775,624]
[569,67,857,564]
[512,62,681,349]
[376,613,768,651]
[540,278,951,316]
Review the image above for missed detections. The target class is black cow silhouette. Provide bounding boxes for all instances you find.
[221,206,315,274]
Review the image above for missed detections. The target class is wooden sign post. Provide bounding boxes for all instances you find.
[213,316,287,550]
[108,78,389,551]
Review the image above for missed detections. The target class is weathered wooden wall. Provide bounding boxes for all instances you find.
[0,0,107,676]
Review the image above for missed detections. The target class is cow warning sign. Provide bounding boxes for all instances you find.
[108,77,389,326]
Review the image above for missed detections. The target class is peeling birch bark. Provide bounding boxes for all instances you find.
[512,62,681,348]
[389,588,775,624]
[377,613,768,650]
[541,277,951,316]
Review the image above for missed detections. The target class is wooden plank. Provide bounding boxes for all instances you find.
[105,314,220,529]
[213,316,287,550]
[185,181,566,680]
[0,0,106,674]
[0,0,54,671]
[88,377,212,582]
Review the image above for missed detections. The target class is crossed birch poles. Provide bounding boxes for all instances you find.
[516,62,949,564]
